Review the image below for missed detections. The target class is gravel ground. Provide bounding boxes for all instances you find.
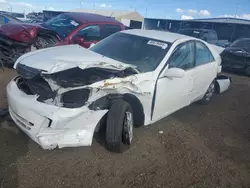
[0,68,250,188]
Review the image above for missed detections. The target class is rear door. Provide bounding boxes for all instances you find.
[193,41,218,99]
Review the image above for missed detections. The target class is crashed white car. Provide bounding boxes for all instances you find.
[7,29,223,152]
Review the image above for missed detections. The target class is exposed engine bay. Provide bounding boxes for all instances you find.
[15,63,138,108]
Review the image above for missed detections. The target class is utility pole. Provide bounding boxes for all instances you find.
[235,4,239,17]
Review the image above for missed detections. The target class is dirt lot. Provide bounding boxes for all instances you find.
[0,68,250,188]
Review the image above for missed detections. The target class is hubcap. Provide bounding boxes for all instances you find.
[205,83,215,101]
[123,111,133,145]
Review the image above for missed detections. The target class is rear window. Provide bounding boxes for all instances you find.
[231,39,250,49]
[178,29,202,38]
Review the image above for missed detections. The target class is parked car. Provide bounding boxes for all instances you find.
[221,38,250,76]
[0,12,124,66]
[0,13,22,26]
[7,30,223,152]
[178,28,218,45]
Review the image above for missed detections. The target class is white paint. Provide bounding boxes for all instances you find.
[216,77,231,94]
[14,45,137,73]
[8,30,225,150]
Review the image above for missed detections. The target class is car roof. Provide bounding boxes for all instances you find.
[122,29,194,43]
[62,12,122,24]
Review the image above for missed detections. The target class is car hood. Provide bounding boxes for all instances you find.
[14,44,137,73]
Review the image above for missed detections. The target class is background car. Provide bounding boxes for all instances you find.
[221,38,250,76]
[8,30,222,152]
[0,13,22,26]
[0,12,125,66]
[178,28,218,45]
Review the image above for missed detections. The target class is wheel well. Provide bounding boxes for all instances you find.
[123,93,145,127]
[88,93,145,127]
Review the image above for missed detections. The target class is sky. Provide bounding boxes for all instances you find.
[1,0,250,20]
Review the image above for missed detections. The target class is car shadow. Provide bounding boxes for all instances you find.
[0,112,29,188]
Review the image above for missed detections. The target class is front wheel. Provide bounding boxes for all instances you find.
[106,99,134,153]
[199,81,215,105]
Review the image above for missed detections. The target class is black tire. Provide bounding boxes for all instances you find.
[199,81,215,105]
[106,99,134,153]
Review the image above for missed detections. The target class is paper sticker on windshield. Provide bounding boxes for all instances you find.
[147,40,168,49]
[70,21,79,26]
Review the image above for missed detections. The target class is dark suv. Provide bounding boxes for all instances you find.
[178,28,218,45]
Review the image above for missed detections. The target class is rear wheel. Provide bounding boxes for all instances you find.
[106,99,134,153]
[199,81,215,105]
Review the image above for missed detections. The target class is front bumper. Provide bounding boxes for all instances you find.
[7,78,107,150]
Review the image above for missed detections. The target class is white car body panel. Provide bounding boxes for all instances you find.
[153,65,196,121]
[14,45,136,73]
[7,30,223,150]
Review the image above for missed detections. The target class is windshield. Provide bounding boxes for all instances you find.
[90,33,171,73]
[42,14,80,40]
[231,39,250,52]
[178,29,202,38]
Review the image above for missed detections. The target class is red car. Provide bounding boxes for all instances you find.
[0,12,125,66]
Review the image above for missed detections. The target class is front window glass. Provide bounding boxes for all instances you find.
[169,42,195,70]
[42,14,80,40]
[90,33,171,73]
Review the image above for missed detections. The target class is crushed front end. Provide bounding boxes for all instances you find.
[7,62,144,150]
[0,24,60,67]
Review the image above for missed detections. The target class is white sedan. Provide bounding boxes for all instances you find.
[7,29,223,152]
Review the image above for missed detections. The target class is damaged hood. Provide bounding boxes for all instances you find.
[14,44,137,73]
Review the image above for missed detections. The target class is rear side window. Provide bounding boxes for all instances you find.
[76,25,101,41]
[195,41,214,66]
[102,25,121,38]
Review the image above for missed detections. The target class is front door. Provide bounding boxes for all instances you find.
[152,41,196,122]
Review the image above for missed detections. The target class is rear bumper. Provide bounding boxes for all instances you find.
[7,78,108,149]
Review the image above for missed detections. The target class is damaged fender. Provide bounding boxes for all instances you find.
[215,74,232,94]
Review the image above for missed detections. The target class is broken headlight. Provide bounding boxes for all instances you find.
[61,89,90,108]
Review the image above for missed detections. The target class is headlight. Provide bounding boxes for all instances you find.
[61,89,90,108]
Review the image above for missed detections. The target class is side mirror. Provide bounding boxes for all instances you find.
[163,68,185,78]
[73,36,85,44]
